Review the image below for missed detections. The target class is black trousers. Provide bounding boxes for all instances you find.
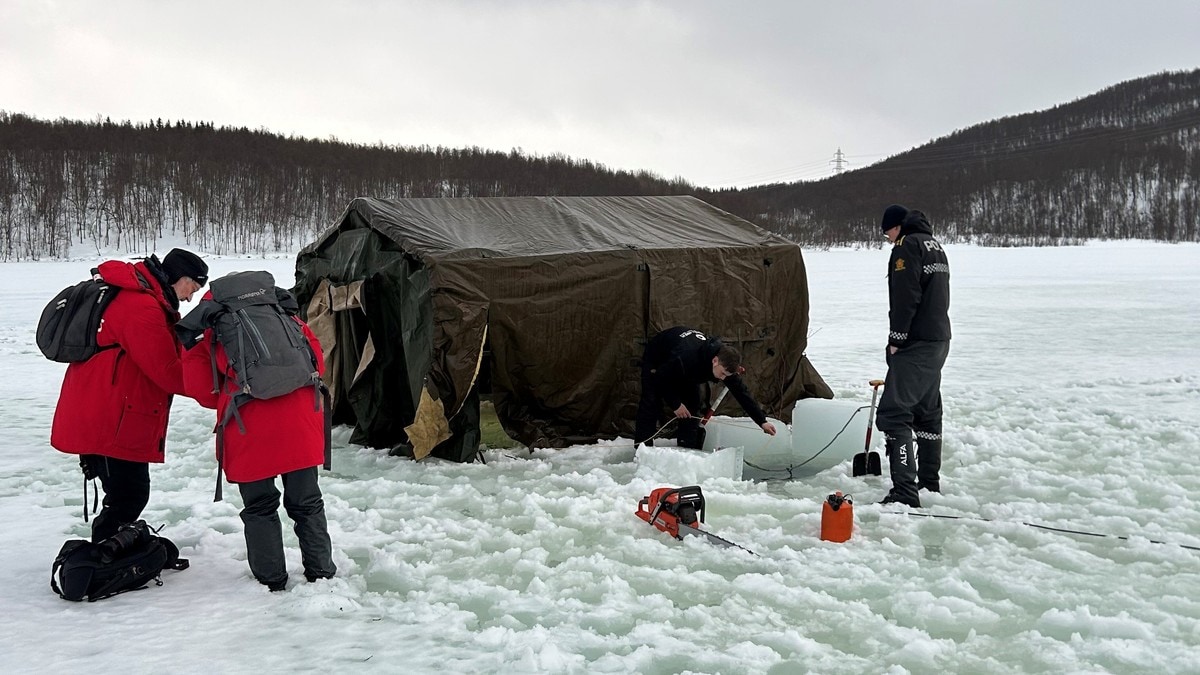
[875,341,949,437]
[237,466,336,586]
[876,341,950,493]
[635,366,705,448]
[82,455,150,543]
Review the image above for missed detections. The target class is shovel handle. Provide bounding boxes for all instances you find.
[702,381,735,426]
[864,379,884,450]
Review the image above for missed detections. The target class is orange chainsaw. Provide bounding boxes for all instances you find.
[635,485,754,554]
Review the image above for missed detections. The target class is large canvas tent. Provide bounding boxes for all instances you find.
[293,195,832,461]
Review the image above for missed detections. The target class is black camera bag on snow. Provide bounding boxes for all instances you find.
[51,520,189,602]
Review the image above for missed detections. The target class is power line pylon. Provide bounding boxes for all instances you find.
[830,147,849,174]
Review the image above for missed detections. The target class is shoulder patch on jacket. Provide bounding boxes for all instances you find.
[894,258,906,272]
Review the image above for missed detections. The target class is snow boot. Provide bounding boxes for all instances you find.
[880,433,921,507]
[915,430,942,493]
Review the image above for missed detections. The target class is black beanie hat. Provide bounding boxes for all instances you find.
[161,248,209,285]
[880,204,909,232]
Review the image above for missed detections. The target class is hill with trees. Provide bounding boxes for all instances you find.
[1,69,1196,260]
[0,115,694,259]
[719,69,1200,246]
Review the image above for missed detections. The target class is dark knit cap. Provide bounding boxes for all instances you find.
[161,248,209,285]
[880,204,909,232]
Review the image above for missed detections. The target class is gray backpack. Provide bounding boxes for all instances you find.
[178,271,329,499]
[205,271,320,402]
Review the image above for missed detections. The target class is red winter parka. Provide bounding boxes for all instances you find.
[181,309,327,484]
[51,260,185,463]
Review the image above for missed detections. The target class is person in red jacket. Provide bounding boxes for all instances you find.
[51,248,209,542]
[181,286,336,592]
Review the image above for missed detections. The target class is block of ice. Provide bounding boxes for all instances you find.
[633,443,746,483]
[702,398,871,480]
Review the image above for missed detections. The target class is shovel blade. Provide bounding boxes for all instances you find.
[852,451,868,477]
[867,451,882,476]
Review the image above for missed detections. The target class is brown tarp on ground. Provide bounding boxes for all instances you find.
[293,195,832,460]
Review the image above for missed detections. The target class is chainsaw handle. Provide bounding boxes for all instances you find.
[669,485,706,524]
[639,485,707,527]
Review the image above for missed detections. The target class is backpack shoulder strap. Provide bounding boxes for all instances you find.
[133,268,152,290]
[208,330,221,395]
[212,392,253,502]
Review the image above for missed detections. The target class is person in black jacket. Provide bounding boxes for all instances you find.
[635,326,777,448]
[875,205,951,507]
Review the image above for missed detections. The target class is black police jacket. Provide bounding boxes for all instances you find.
[644,326,768,426]
[887,211,951,348]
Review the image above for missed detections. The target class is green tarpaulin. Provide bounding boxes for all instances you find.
[293,195,832,461]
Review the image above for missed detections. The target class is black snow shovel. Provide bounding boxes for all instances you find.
[852,379,885,476]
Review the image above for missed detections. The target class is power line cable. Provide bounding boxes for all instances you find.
[888,510,1200,552]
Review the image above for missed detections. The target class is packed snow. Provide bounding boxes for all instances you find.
[1,241,1197,674]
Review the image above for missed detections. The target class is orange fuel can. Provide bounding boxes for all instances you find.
[820,491,854,543]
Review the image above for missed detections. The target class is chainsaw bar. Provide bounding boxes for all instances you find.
[678,523,756,555]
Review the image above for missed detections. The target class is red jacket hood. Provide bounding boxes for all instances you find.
[97,259,178,318]
[97,259,153,290]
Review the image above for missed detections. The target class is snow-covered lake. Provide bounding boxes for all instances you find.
[1,241,1197,673]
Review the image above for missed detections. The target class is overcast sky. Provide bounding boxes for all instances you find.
[2,1,1198,188]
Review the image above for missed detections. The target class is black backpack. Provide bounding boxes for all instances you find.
[177,271,330,500]
[37,271,121,363]
[37,268,152,363]
[51,520,189,602]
